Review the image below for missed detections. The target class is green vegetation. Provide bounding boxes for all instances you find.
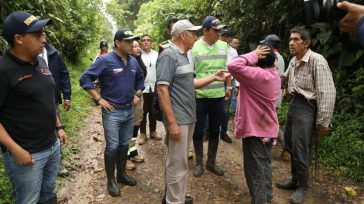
[0,0,107,63]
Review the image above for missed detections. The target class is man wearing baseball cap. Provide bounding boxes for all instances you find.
[157,19,228,204]
[0,12,67,204]
[189,16,231,178]
[80,29,145,197]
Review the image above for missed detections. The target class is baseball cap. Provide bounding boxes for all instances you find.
[202,16,226,29]
[100,40,108,47]
[2,12,51,44]
[220,28,233,36]
[114,29,140,41]
[260,34,280,48]
[171,20,202,37]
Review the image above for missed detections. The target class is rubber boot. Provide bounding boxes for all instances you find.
[133,125,139,138]
[193,139,204,177]
[290,170,309,204]
[206,137,224,176]
[37,194,57,204]
[104,151,120,196]
[276,160,298,190]
[117,145,137,186]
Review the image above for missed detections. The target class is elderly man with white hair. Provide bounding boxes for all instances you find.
[157,19,229,204]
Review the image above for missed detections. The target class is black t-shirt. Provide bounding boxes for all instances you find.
[0,50,57,153]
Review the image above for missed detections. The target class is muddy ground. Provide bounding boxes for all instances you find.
[57,106,363,204]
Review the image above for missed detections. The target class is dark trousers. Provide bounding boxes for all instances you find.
[220,98,231,134]
[284,95,316,187]
[140,93,157,134]
[193,98,224,142]
[243,137,273,204]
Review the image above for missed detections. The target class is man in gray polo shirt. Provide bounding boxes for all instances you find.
[157,20,229,204]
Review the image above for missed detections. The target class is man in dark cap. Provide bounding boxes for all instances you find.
[0,11,67,204]
[80,29,144,197]
[189,16,230,177]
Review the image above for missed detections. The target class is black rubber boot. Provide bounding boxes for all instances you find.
[206,137,224,176]
[276,160,298,190]
[104,151,120,197]
[220,132,232,143]
[193,139,204,177]
[133,125,139,138]
[117,145,137,186]
[290,170,309,204]
[37,194,57,204]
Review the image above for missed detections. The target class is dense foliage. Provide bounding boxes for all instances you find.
[0,0,107,63]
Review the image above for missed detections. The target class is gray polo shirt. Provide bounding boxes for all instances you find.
[156,43,196,125]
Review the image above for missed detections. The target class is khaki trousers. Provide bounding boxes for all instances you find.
[165,123,195,204]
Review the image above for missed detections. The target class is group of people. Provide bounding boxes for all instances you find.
[0,1,363,204]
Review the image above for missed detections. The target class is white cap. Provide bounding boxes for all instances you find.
[171,20,202,37]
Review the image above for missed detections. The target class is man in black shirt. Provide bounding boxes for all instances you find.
[0,12,67,204]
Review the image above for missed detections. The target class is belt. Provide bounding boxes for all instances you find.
[290,92,316,104]
[111,103,132,109]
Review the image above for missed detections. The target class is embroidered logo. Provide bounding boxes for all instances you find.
[18,74,32,81]
[113,68,123,73]
[35,67,52,75]
[24,15,38,26]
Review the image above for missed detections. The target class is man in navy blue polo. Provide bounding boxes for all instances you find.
[80,29,144,197]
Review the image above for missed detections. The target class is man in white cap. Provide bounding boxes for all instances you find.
[157,19,228,204]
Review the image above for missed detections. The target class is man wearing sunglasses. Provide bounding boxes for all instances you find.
[0,12,68,204]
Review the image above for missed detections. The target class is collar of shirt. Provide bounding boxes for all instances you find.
[169,42,186,54]
[291,49,312,66]
[6,50,39,66]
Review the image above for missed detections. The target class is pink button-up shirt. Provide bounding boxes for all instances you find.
[227,51,281,139]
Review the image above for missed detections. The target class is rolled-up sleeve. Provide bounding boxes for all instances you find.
[314,58,336,127]
[79,58,105,90]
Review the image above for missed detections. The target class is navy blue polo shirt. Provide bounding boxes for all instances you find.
[80,51,145,105]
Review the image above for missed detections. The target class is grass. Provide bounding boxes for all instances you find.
[0,51,95,204]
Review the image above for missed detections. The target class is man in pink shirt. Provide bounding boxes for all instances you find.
[228,44,281,204]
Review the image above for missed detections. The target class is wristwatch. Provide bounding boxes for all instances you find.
[56,125,65,131]
[135,93,142,98]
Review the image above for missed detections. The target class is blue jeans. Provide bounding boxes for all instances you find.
[102,107,134,153]
[4,139,60,204]
[193,97,224,142]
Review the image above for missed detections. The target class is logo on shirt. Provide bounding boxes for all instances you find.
[18,74,32,81]
[35,67,52,75]
[113,68,123,74]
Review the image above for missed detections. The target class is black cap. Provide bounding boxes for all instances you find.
[220,28,233,36]
[114,29,140,41]
[100,40,108,48]
[202,16,226,29]
[260,34,280,48]
[2,12,51,44]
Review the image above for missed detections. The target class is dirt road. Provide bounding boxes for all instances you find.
[57,106,363,204]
